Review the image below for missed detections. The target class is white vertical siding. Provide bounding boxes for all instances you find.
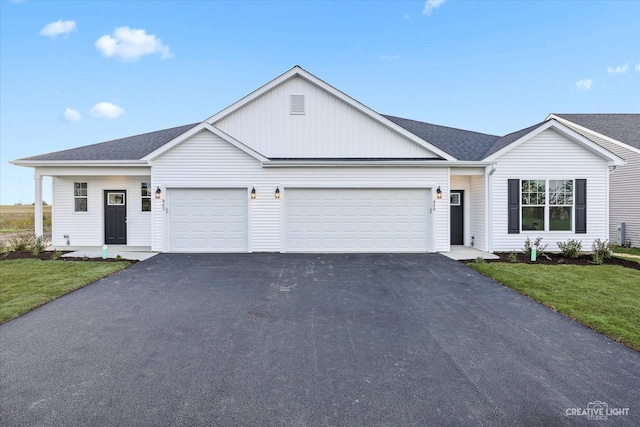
[490,128,609,252]
[51,176,151,247]
[151,130,450,252]
[214,76,437,159]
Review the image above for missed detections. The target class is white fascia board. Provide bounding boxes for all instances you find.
[143,122,268,162]
[547,114,640,156]
[205,66,458,162]
[10,160,147,168]
[261,160,491,168]
[485,120,625,165]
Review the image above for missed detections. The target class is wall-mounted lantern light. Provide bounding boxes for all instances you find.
[251,187,256,199]
[275,186,280,199]
[155,186,162,199]
[436,186,442,199]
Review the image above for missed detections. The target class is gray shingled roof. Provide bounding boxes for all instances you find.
[18,123,199,161]
[483,122,545,158]
[383,115,500,161]
[552,114,640,150]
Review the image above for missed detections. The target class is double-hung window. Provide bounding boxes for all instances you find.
[74,182,88,212]
[141,182,151,212]
[521,179,573,231]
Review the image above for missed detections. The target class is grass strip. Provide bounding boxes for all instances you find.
[0,259,129,324]
[469,263,640,351]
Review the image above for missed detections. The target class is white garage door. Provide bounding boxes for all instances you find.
[169,189,247,252]
[286,188,430,252]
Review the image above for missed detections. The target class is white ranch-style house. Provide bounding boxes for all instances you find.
[12,66,624,254]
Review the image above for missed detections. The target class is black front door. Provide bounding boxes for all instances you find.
[450,190,464,245]
[104,190,127,245]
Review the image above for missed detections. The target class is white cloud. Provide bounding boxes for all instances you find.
[576,79,593,91]
[63,108,81,122]
[90,102,124,119]
[95,27,172,61]
[380,55,400,62]
[607,64,629,74]
[423,0,445,15]
[39,20,76,38]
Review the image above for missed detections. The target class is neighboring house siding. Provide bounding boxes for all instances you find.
[151,130,449,252]
[490,128,609,252]
[558,124,640,246]
[52,176,152,247]
[214,76,438,159]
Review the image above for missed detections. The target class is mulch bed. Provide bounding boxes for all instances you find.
[465,252,640,270]
[1,250,137,263]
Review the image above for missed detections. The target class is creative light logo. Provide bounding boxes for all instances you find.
[566,401,630,421]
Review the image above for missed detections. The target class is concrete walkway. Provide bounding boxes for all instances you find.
[52,246,157,261]
[440,245,500,260]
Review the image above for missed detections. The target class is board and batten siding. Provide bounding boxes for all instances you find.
[214,76,438,159]
[151,130,449,252]
[490,128,610,252]
[51,176,152,247]
[559,124,640,246]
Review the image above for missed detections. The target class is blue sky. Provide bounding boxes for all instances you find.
[1,0,639,204]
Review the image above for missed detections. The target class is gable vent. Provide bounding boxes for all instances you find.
[290,94,305,115]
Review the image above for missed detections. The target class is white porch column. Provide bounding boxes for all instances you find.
[34,174,43,238]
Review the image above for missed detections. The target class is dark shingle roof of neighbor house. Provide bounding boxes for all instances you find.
[383,115,500,161]
[552,114,640,150]
[18,123,200,161]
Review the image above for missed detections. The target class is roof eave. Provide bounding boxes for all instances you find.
[262,159,493,168]
[10,160,149,168]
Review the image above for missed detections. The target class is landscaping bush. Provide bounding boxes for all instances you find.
[8,234,34,252]
[557,239,582,259]
[523,237,548,259]
[592,239,612,264]
[31,235,47,257]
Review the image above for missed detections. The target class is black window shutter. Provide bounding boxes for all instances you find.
[575,179,587,234]
[508,179,520,234]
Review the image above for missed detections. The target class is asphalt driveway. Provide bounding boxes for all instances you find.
[1,253,638,426]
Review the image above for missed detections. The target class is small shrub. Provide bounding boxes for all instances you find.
[115,255,122,261]
[52,251,62,261]
[31,235,47,257]
[557,258,565,264]
[622,238,632,249]
[592,239,612,264]
[508,251,518,263]
[82,255,89,261]
[8,234,34,252]
[0,240,8,255]
[473,256,487,264]
[523,237,548,259]
[557,239,582,259]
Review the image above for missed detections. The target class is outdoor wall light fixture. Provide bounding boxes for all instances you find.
[436,186,442,199]
[251,187,256,199]
[155,186,162,199]
[275,186,280,199]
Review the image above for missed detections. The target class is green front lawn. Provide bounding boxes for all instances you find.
[470,263,640,351]
[612,246,640,256]
[0,259,129,324]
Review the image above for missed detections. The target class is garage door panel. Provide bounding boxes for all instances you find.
[169,189,248,252]
[286,189,429,252]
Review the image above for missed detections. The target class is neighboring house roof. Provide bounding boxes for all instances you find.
[383,115,500,161]
[17,123,199,161]
[548,114,640,151]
